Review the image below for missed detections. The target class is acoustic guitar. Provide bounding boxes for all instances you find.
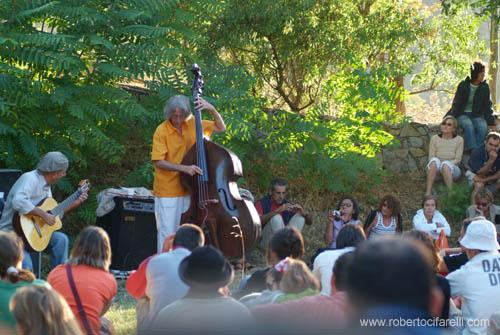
[13,180,90,252]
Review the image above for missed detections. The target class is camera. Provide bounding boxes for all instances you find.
[332,210,341,219]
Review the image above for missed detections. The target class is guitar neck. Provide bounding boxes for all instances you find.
[51,191,80,217]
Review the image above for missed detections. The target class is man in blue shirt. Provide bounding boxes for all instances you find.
[467,132,500,198]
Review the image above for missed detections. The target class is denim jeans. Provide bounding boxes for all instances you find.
[22,231,69,274]
[457,114,488,150]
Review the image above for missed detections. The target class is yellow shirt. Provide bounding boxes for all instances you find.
[152,116,215,197]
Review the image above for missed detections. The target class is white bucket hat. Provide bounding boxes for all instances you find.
[460,219,500,251]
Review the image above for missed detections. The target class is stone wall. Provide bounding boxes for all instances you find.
[382,122,440,173]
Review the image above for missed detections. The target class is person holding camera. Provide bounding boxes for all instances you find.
[324,196,361,248]
[467,132,500,198]
[255,178,312,249]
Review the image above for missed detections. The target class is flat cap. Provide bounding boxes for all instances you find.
[36,151,69,172]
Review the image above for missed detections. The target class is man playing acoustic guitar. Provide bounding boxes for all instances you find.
[0,152,88,271]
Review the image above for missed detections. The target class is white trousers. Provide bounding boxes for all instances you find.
[260,213,305,249]
[154,196,190,252]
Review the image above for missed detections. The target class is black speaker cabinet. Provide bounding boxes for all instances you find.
[97,196,157,271]
[0,169,22,200]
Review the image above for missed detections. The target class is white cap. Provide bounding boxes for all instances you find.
[460,219,500,251]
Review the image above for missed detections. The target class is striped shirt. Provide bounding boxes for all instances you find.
[368,212,397,240]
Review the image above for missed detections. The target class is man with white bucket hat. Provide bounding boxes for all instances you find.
[447,219,500,335]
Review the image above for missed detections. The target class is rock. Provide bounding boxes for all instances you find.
[407,157,417,171]
[400,124,421,137]
[409,148,426,157]
[417,126,429,136]
[394,149,409,158]
[408,137,424,147]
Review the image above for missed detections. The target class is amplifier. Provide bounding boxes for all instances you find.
[97,196,157,271]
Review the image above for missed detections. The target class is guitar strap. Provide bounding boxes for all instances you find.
[66,265,94,335]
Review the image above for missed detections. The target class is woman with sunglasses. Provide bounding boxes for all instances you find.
[425,115,464,195]
[466,187,500,224]
[324,196,361,248]
[412,195,451,240]
[363,195,403,239]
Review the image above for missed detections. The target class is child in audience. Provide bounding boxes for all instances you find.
[236,227,304,298]
[412,195,451,240]
[48,226,117,335]
[0,232,48,330]
[275,258,319,303]
[11,285,82,335]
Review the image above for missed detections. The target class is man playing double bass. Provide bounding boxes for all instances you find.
[151,95,226,252]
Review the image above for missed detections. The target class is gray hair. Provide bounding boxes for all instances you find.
[163,95,192,120]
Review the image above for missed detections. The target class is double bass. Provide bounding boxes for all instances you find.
[180,64,261,259]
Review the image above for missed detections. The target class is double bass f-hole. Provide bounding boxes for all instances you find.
[217,188,237,211]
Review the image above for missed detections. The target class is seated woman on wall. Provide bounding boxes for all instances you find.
[425,115,464,195]
[412,195,451,240]
[324,196,361,249]
[363,195,403,240]
[0,232,48,331]
[449,61,496,151]
[48,226,117,335]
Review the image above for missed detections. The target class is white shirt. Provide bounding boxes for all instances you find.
[447,251,500,335]
[412,209,451,239]
[145,247,191,325]
[313,247,355,296]
[0,170,51,231]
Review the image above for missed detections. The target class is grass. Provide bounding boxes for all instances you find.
[108,281,136,335]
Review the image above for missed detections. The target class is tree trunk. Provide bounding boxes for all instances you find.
[395,76,406,115]
[489,13,498,108]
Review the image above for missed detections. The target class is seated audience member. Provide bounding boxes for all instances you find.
[0,232,47,330]
[467,187,500,224]
[412,195,451,240]
[439,218,476,274]
[236,227,304,298]
[346,238,443,335]
[10,285,82,335]
[404,230,450,321]
[467,132,500,197]
[324,196,361,248]
[140,224,204,333]
[488,310,500,335]
[446,219,500,335]
[274,258,319,303]
[449,61,495,152]
[426,115,464,195]
[363,195,403,240]
[48,226,117,335]
[251,252,354,331]
[314,224,365,296]
[239,266,285,307]
[150,246,252,334]
[255,178,312,249]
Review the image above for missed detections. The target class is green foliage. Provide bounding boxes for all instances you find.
[438,183,471,223]
[0,0,489,224]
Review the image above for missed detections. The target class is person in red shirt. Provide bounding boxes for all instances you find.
[255,178,312,249]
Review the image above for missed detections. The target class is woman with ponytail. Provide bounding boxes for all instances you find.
[0,232,48,329]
